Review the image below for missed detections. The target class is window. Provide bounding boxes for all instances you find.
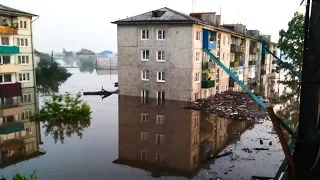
[157,51,165,61]
[141,50,150,61]
[18,56,29,64]
[18,73,30,82]
[156,134,164,144]
[193,116,200,127]
[223,36,226,45]
[156,115,165,125]
[22,93,32,103]
[141,70,149,81]
[157,71,165,82]
[19,20,27,29]
[17,38,28,46]
[195,52,200,62]
[195,72,200,82]
[222,53,225,62]
[196,31,201,41]
[192,134,199,145]
[157,30,165,40]
[192,154,198,165]
[141,150,148,160]
[141,29,149,40]
[141,113,149,123]
[156,153,163,163]
[141,132,149,142]
[141,90,149,99]
[21,110,32,120]
[0,56,10,64]
[0,74,11,84]
[25,126,33,135]
[157,91,165,100]
[194,92,200,100]
[231,54,234,61]
[1,37,9,45]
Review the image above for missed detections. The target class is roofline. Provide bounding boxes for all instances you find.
[111,20,198,25]
[0,9,38,17]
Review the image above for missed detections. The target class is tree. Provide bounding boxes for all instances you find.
[35,50,72,94]
[277,12,304,98]
[0,171,37,180]
[31,92,91,144]
[275,12,304,129]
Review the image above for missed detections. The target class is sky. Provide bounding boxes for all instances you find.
[2,0,305,53]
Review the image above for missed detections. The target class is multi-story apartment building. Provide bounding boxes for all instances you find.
[113,96,251,178]
[113,7,277,102]
[0,5,43,167]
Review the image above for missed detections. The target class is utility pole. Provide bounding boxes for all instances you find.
[293,0,320,179]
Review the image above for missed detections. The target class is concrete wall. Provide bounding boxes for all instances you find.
[217,32,231,93]
[117,24,194,102]
[96,57,117,69]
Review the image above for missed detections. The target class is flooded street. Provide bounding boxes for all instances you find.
[1,69,284,180]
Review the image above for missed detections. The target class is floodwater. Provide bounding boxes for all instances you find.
[0,68,284,180]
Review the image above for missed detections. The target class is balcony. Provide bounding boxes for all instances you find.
[0,26,17,35]
[0,83,22,98]
[0,46,20,54]
[0,106,24,117]
[230,61,240,67]
[203,29,217,50]
[0,64,20,73]
[0,122,24,135]
[231,44,245,53]
[201,80,215,88]
[202,61,215,70]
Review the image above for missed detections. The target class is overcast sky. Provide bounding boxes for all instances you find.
[3,0,304,53]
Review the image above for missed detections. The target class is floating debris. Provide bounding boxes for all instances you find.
[185,91,268,121]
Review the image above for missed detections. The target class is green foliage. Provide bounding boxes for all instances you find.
[31,92,91,144]
[35,51,72,94]
[12,171,37,180]
[277,12,304,96]
[79,56,96,73]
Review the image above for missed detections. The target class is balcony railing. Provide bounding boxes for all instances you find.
[201,80,215,88]
[249,46,257,54]
[0,46,20,54]
[0,98,20,109]
[0,26,18,35]
[231,44,245,53]
[0,122,24,135]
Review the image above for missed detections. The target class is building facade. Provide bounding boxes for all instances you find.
[113,7,277,102]
[0,5,43,166]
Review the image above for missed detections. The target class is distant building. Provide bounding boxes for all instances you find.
[97,50,116,57]
[112,7,277,102]
[96,56,117,70]
[75,48,96,59]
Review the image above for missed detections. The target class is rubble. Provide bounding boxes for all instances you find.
[185,91,268,121]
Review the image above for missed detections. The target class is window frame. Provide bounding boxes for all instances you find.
[141,50,150,61]
[157,29,165,40]
[141,29,149,40]
[157,71,165,82]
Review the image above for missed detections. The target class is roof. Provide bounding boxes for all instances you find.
[76,49,96,55]
[112,7,204,25]
[0,4,38,17]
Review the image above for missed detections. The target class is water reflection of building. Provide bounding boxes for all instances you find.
[0,87,45,168]
[114,96,251,178]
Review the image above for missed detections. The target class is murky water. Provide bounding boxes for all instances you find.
[0,69,284,180]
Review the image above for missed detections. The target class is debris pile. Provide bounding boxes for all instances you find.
[185,91,268,121]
